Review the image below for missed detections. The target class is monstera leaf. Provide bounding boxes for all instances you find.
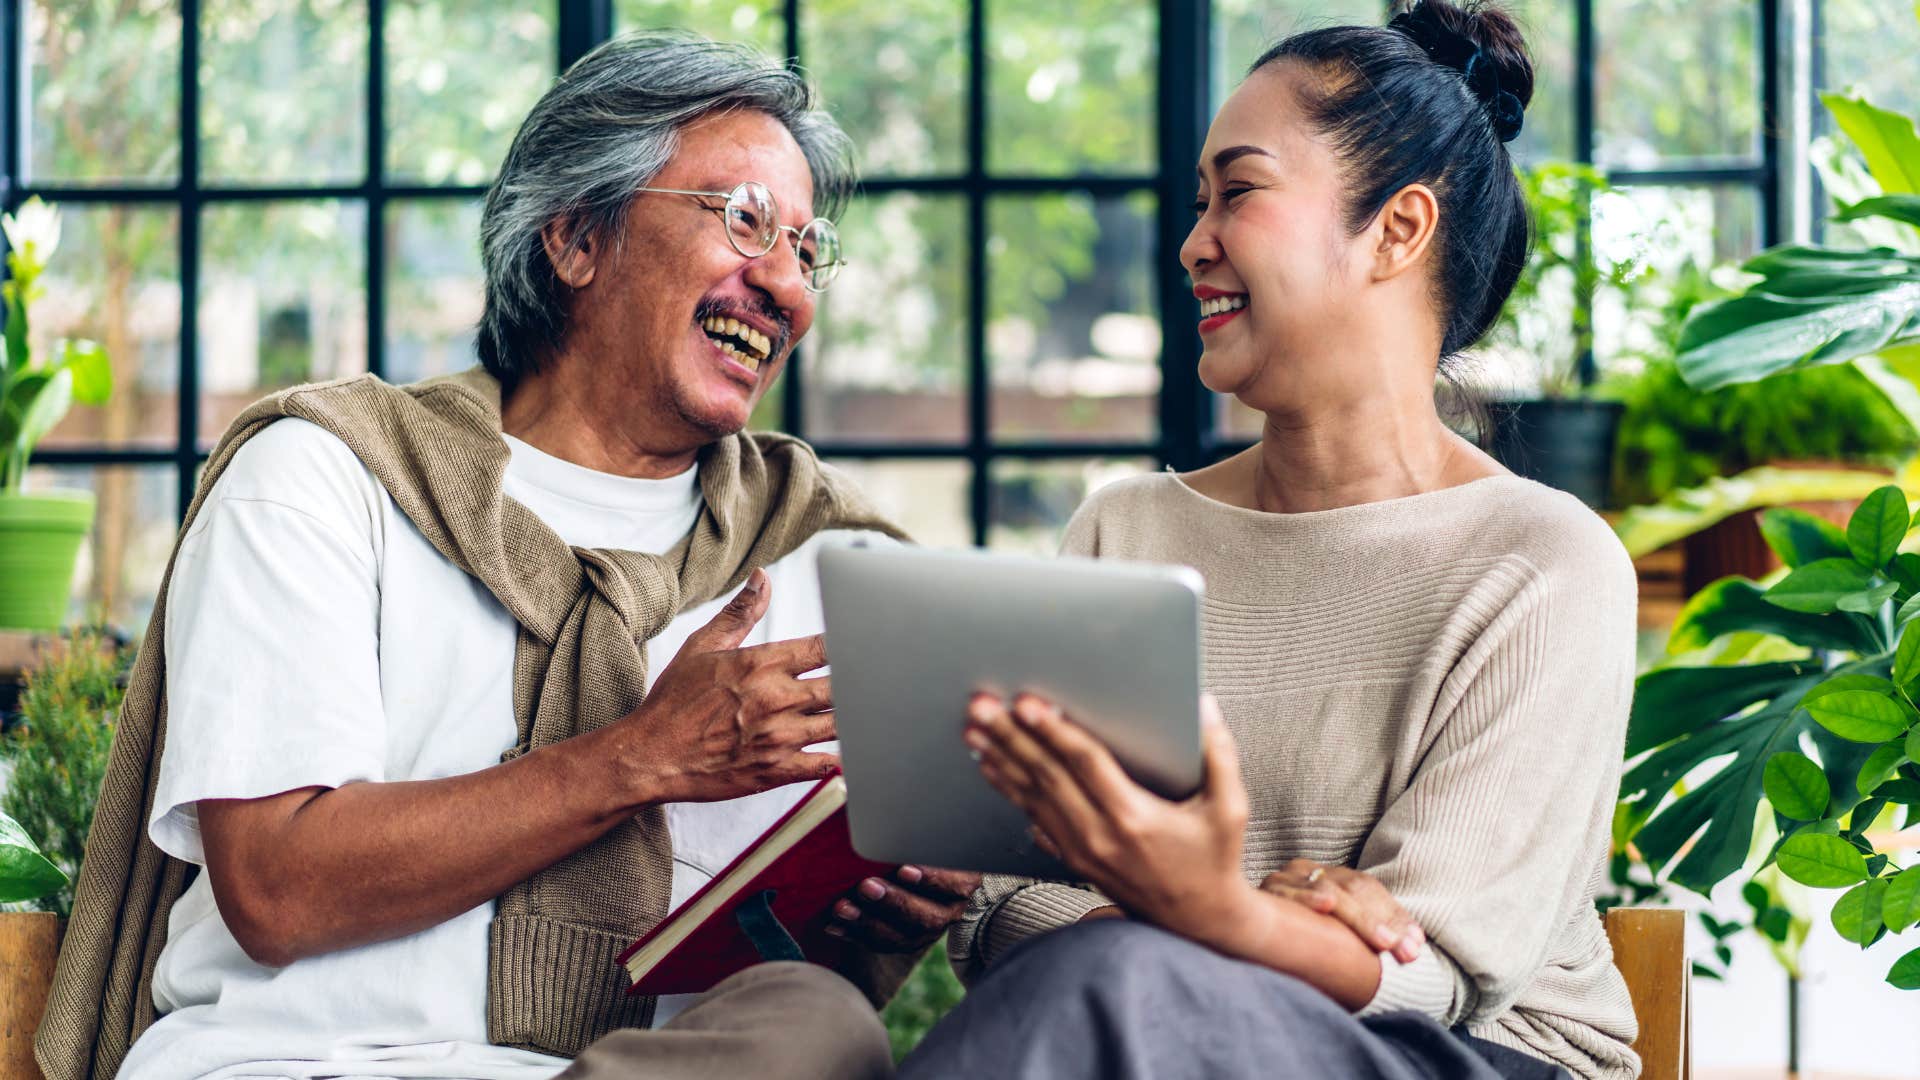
[1673,93,1920,394]
[1610,466,1898,559]
[1676,246,1920,391]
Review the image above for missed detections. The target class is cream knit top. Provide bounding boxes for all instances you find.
[948,471,1642,1080]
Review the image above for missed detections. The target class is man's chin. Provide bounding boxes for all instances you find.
[669,389,755,442]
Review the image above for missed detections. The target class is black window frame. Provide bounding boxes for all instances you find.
[0,0,1792,554]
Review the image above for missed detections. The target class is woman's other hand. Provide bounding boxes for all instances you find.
[1261,860,1424,964]
[964,691,1255,950]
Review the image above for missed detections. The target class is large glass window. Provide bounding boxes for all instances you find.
[5,0,1793,626]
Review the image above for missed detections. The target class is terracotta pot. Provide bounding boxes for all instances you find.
[0,911,58,1080]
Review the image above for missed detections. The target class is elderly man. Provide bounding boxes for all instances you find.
[39,32,976,1080]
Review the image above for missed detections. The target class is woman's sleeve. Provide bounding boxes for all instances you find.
[1353,529,1637,1026]
[946,876,1113,984]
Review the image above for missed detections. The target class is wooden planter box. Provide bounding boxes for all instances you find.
[0,911,58,1080]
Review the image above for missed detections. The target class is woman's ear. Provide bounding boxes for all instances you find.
[1370,183,1440,283]
[541,217,598,289]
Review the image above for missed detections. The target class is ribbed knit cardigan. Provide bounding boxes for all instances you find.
[949,472,1642,1080]
[36,367,913,1079]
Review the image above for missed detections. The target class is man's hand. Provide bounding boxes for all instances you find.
[1259,860,1424,964]
[824,865,981,954]
[617,569,841,804]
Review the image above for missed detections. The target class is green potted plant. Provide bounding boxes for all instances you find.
[1,809,67,1074]
[1624,488,1920,992]
[1,196,114,631]
[1479,163,1647,507]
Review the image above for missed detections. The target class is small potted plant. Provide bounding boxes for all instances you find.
[0,197,113,631]
[1,810,67,1074]
[1482,163,1647,509]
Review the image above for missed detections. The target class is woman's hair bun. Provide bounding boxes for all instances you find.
[1387,0,1533,142]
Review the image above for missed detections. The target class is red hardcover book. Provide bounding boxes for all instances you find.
[616,774,896,996]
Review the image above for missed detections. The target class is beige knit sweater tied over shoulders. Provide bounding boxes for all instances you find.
[948,472,1643,1080]
[37,368,913,1080]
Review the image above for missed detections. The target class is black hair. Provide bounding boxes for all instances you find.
[1250,0,1534,373]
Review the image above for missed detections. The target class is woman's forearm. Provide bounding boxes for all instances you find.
[1197,885,1384,1011]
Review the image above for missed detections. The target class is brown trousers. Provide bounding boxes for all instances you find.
[557,963,894,1080]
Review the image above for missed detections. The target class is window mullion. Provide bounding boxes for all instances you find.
[179,0,203,518]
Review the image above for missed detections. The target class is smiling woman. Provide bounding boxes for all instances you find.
[909,4,1642,1080]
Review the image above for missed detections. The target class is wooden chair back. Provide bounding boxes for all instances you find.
[1604,907,1692,1080]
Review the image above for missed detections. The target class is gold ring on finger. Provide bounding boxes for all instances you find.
[1305,866,1325,886]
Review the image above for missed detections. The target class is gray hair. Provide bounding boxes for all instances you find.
[476,31,856,385]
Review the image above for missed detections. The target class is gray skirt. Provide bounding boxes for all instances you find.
[901,919,1575,1080]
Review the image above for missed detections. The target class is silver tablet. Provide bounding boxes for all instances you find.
[817,543,1205,878]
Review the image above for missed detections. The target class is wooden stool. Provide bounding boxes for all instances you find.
[1605,907,1692,1080]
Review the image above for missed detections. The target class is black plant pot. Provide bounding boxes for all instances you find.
[1487,398,1624,509]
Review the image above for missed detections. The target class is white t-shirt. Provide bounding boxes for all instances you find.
[123,418,887,1080]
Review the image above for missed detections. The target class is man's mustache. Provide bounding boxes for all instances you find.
[695,296,792,358]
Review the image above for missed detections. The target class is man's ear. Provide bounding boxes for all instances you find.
[541,217,598,289]
[1370,183,1440,283]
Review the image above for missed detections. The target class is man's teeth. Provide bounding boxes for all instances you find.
[1200,295,1248,317]
[700,316,770,371]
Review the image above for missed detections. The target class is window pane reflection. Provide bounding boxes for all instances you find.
[616,0,784,53]
[26,0,181,185]
[1590,184,1760,367]
[26,465,179,635]
[385,2,553,185]
[807,0,966,176]
[988,0,1156,175]
[807,193,968,443]
[199,202,368,444]
[1211,0,1380,110]
[37,206,182,450]
[988,193,1160,441]
[1820,0,1920,120]
[988,458,1152,553]
[385,199,482,384]
[1597,0,1759,167]
[200,0,369,185]
[824,459,972,548]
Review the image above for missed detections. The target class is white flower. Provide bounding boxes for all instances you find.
[2,196,62,271]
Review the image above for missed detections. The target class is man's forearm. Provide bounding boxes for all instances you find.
[200,721,652,967]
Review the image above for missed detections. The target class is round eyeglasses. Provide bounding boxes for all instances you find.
[633,180,845,292]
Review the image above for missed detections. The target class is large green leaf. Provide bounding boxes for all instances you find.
[1668,578,1883,656]
[1884,866,1920,932]
[0,812,67,904]
[1891,946,1920,989]
[1836,195,1920,230]
[1759,507,1853,568]
[1778,832,1871,887]
[1764,751,1831,819]
[1823,92,1920,195]
[1833,878,1891,946]
[1807,690,1917,742]
[1627,697,1818,892]
[1625,657,1897,895]
[1857,743,1907,794]
[1676,247,1920,391]
[8,363,73,462]
[1849,486,1911,567]
[1767,558,1879,613]
[1627,661,1817,757]
[1612,467,1902,559]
